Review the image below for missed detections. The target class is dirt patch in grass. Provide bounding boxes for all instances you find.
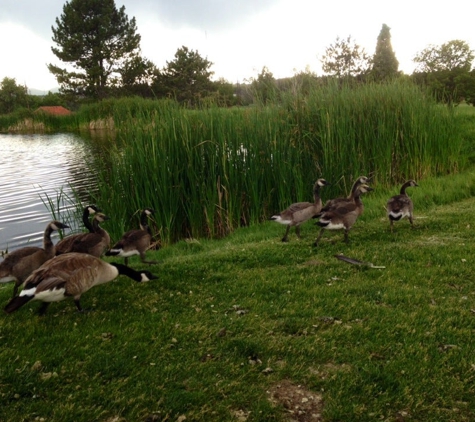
[267,379,323,421]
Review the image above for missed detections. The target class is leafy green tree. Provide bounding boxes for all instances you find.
[414,40,474,72]
[371,24,399,81]
[0,77,28,114]
[321,35,370,78]
[249,66,277,105]
[413,40,475,104]
[153,46,214,105]
[48,0,143,99]
[208,78,238,107]
[117,56,156,97]
[38,91,68,107]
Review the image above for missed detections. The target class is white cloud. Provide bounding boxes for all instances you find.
[1,0,475,90]
[0,22,59,91]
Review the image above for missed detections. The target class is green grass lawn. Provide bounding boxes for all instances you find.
[2,173,475,421]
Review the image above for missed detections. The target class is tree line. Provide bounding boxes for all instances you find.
[1,0,475,115]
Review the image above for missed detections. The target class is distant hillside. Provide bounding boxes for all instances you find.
[28,87,60,96]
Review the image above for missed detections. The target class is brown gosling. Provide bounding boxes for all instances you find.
[270,178,331,242]
[314,184,373,247]
[387,180,418,232]
[0,221,70,297]
[320,175,369,212]
[55,212,110,257]
[105,208,158,265]
[4,252,158,315]
[54,205,101,255]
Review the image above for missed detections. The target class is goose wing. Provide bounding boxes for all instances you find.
[2,247,41,265]
[113,229,149,247]
[387,195,412,212]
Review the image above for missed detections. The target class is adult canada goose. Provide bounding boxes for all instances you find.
[4,252,158,315]
[105,208,158,265]
[54,205,101,255]
[313,184,373,247]
[270,178,330,242]
[320,175,369,212]
[55,212,110,257]
[386,180,418,232]
[0,221,70,297]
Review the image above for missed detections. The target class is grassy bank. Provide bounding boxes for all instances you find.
[1,169,475,421]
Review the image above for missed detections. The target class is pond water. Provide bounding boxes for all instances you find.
[0,133,95,254]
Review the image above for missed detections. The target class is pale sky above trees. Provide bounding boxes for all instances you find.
[1,0,474,91]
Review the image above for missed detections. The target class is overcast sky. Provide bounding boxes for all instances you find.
[1,0,474,92]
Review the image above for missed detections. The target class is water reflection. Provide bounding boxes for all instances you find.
[0,133,94,253]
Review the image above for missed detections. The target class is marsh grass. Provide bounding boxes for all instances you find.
[84,81,464,247]
[1,170,475,421]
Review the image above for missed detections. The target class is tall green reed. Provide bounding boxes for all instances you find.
[84,82,463,246]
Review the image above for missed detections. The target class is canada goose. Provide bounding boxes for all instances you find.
[313,184,373,246]
[54,205,101,255]
[105,208,158,265]
[4,252,158,315]
[320,175,369,212]
[56,212,111,257]
[0,221,70,297]
[387,180,418,232]
[270,178,330,242]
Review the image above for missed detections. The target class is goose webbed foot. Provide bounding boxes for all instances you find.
[38,302,51,316]
[74,299,93,313]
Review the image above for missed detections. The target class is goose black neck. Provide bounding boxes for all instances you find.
[43,224,57,251]
[140,211,153,234]
[83,208,94,232]
[110,262,143,282]
[400,182,410,195]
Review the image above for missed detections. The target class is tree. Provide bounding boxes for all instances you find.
[371,24,399,81]
[153,46,214,105]
[413,40,475,104]
[248,66,277,105]
[320,35,371,78]
[413,40,474,73]
[117,56,156,97]
[48,0,143,99]
[0,77,28,114]
[209,78,239,107]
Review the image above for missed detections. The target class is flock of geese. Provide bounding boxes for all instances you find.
[0,207,159,315]
[0,177,417,316]
[270,175,418,245]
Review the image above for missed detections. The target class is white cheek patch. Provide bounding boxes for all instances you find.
[21,287,38,297]
[140,273,151,282]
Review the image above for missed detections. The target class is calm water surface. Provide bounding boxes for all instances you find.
[0,133,94,253]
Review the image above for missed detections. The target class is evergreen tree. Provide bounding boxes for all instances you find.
[371,24,399,81]
[48,0,143,99]
[153,46,214,105]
